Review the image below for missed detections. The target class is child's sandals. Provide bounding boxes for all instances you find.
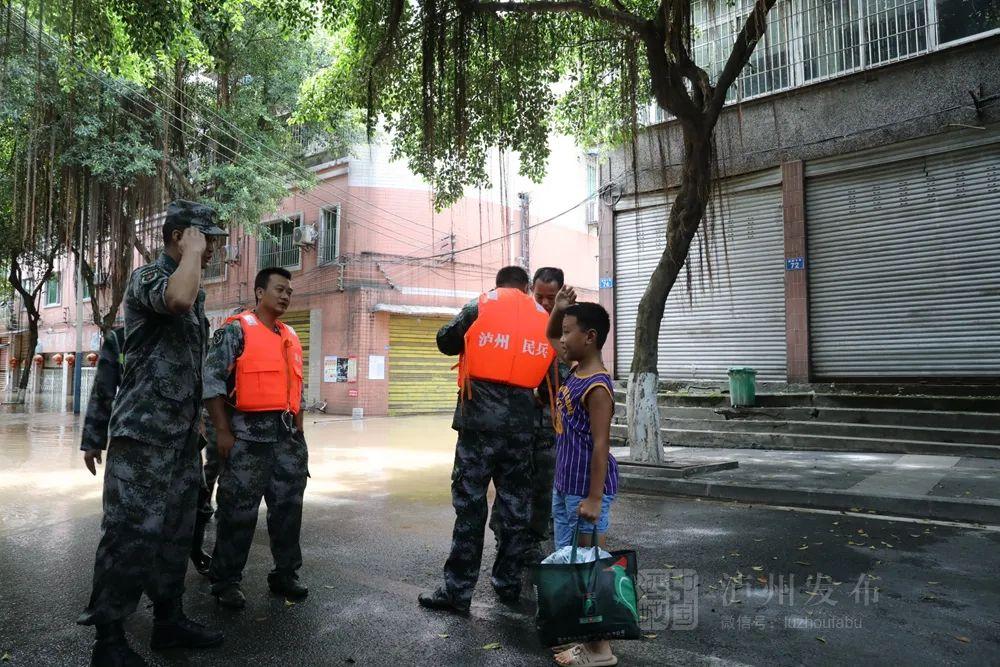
[553,643,619,666]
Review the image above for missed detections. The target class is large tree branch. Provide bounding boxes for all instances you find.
[465,1,651,35]
[166,158,199,200]
[707,0,778,123]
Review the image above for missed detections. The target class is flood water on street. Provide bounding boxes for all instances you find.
[2,409,998,666]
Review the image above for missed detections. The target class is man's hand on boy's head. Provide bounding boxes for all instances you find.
[577,496,602,522]
[555,285,577,312]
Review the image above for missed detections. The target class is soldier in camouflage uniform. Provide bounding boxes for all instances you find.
[78,200,228,667]
[204,267,309,609]
[80,327,125,475]
[81,327,218,578]
[418,266,540,615]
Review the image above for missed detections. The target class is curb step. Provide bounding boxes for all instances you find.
[619,473,1000,525]
[614,404,1000,431]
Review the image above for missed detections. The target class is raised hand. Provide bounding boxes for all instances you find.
[555,285,577,312]
[178,227,207,258]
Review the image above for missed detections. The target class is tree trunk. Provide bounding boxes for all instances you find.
[16,317,38,395]
[626,124,715,463]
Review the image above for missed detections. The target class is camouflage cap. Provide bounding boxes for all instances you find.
[165,199,228,237]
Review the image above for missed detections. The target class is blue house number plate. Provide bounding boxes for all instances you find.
[785,257,805,271]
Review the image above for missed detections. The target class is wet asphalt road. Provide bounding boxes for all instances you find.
[0,411,998,666]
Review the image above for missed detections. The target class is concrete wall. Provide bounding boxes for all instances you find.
[607,36,1000,193]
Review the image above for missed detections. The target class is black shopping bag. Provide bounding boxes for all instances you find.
[531,527,641,647]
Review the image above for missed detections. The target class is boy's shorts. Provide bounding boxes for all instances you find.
[551,489,616,549]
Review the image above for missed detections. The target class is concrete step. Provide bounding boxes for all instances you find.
[616,380,1000,398]
[613,391,1000,413]
[614,404,1000,431]
[609,424,1000,459]
[661,417,1000,446]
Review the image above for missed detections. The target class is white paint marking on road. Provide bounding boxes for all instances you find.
[847,454,961,497]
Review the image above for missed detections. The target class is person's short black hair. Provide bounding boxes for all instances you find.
[162,219,185,246]
[564,302,611,350]
[532,267,564,288]
[254,267,292,300]
[496,265,530,289]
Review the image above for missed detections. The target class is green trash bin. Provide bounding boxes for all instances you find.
[728,367,757,407]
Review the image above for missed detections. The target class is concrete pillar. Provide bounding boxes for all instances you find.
[782,160,810,383]
[597,160,616,377]
[309,307,323,403]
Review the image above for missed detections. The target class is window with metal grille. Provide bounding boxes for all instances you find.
[668,0,997,113]
[319,206,340,264]
[203,251,227,282]
[257,216,301,270]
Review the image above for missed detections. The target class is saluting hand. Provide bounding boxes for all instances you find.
[555,285,577,312]
[178,227,207,258]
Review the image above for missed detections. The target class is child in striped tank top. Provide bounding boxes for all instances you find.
[545,287,619,667]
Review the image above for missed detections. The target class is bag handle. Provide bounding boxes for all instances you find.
[569,524,601,564]
[569,525,607,608]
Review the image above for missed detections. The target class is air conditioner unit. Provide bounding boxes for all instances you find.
[222,244,241,264]
[292,224,317,247]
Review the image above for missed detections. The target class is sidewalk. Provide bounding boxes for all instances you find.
[614,445,1000,525]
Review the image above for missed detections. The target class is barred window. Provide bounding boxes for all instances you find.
[258,216,301,270]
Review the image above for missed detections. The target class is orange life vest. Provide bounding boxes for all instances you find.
[457,288,555,392]
[226,310,303,414]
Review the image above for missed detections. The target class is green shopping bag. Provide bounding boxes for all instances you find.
[531,527,641,647]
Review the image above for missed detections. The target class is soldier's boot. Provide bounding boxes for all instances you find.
[417,587,471,615]
[91,622,147,667]
[267,570,308,601]
[189,512,212,577]
[492,584,522,606]
[214,585,246,610]
[149,598,224,651]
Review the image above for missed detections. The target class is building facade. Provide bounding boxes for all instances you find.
[602,0,999,383]
[8,137,600,415]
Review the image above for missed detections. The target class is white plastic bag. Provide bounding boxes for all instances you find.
[540,545,613,565]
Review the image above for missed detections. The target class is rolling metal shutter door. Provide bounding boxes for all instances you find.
[807,138,1000,377]
[614,175,786,381]
[281,310,311,392]
[388,316,457,415]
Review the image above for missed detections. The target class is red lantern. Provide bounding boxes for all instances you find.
[53,353,64,366]
[8,357,17,367]
[33,354,43,365]
[86,352,98,366]
[66,353,76,366]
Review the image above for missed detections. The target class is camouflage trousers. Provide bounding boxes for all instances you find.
[528,430,557,542]
[488,427,557,544]
[444,429,533,603]
[78,436,201,625]
[209,433,308,593]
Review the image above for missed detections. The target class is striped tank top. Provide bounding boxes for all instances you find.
[554,369,618,497]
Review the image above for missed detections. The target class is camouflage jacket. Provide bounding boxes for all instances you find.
[80,327,125,452]
[108,252,208,449]
[203,319,303,443]
[437,299,537,435]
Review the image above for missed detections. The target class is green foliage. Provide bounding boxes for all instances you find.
[299,1,661,207]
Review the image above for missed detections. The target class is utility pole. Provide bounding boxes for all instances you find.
[518,192,530,270]
[72,210,84,415]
